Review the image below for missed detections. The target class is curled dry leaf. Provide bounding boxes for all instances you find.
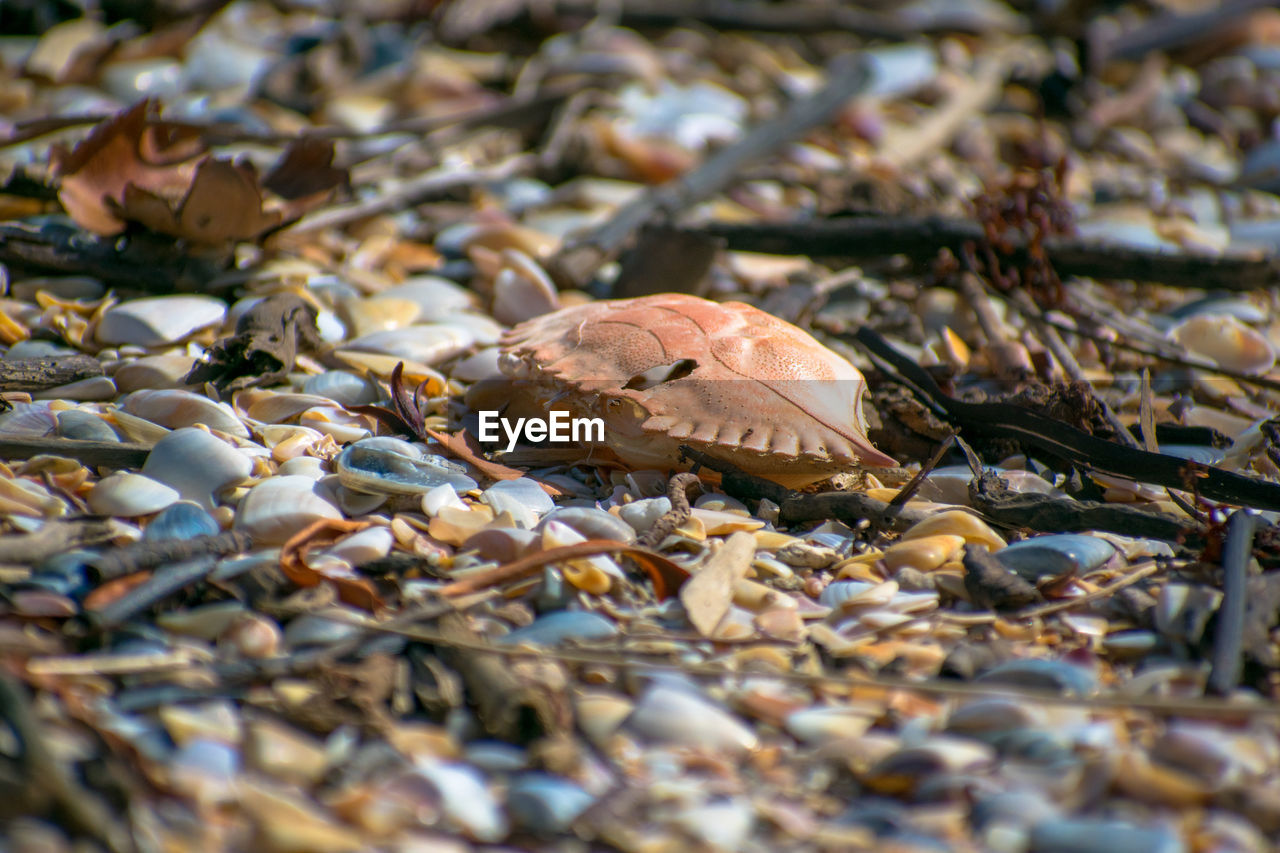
[51,101,346,244]
[280,518,383,611]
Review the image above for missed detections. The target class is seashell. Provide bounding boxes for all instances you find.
[301,371,379,407]
[11,590,77,618]
[541,519,624,593]
[449,312,505,346]
[464,527,540,562]
[219,612,282,659]
[819,580,899,610]
[236,777,366,852]
[96,296,226,346]
[344,324,473,365]
[160,701,241,746]
[480,478,554,528]
[422,483,466,516]
[141,428,253,510]
[1168,314,1275,374]
[1027,817,1184,853]
[235,476,343,545]
[123,389,249,437]
[168,738,239,805]
[863,737,995,794]
[103,408,170,443]
[0,402,58,437]
[946,698,1049,739]
[55,409,120,442]
[451,347,503,382]
[87,472,180,517]
[8,276,103,302]
[245,718,329,788]
[784,705,877,744]
[428,505,495,545]
[1166,295,1267,326]
[31,376,117,401]
[500,610,618,647]
[298,407,372,444]
[325,526,394,566]
[625,682,758,754]
[335,442,477,495]
[575,691,634,747]
[244,392,343,424]
[673,797,755,851]
[900,510,1005,551]
[882,534,964,572]
[378,276,477,321]
[539,507,636,543]
[278,456,326,480]
[491,249,561,325]
[339,296,421,338]
[995,534,1116,581]
[506,773,595,836]
[0,476,65,518]
[1155,582,1222,645]
[414,760,508,843]
[618,497,671,533]
[100,58,185,101]
[976,658,1097,696]
[156,601,245,640]
[283,608,367,649]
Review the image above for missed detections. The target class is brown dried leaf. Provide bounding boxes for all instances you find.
[426,427,528,482]
[280,518,383,612]
[118,157,283,244]
[263,138,347,208]
[680,531,756,637]
[52,101,204,235]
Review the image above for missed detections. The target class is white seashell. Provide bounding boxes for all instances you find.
[450,347,503,382]
[491,249,560,325]
[31,376,117,401]
[123,389,248,437]
[625,682,758,754]
[785,704,877,744]
[245,393,341,424]
[481,478,554,528]
[300,371,378,407]
[96,296,226,346]
[422,483,466,516]
[618,497,671,533]
[88,472,180,517]
[339,296,421,338]
[1168,314,1275,375]
[324,526,393,565]
[819,580,899,610]
[235,475,343,545]
[448,312,505,346]
[378,276,477,321]
[673,797,755,850]
[113,354,199,391]
[297,407,371,443]
[345,325,473,365]
[414,760,508,842]
[277,456,326,480]
[142,427,253,510]
[0,402,57,437]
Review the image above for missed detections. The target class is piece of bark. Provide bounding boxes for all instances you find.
[87,530,252,582]
[0,437,151,468]
[184,293,320,393]
[84,555,223,630]
[680,531,756,637]
[612,226,722,298]
[963,544,1041,611]
[0,355,102,392]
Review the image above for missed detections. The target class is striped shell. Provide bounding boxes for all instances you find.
[497,293,894,484]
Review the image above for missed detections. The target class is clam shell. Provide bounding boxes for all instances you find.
[88,472,180,517]
[141,427,253,510]
[96,296,226,346]
[506,773,594,836]
[335,443,477,495]
[499,610,618,647]
[123,389,249,437]
[235,475,343,545]
[625,682,757,754]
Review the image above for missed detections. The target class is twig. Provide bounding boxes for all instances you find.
[546,53,872,289]
[877,43,1022,169]
[687,216,1280,290]
[877,434,955,534]
[0,437,152,468]
[0,355,103,393]
[83,556,223,630]
[637,472,703,547]
[87,531,252,582]
[1089,0,1279,68]
[1013,560,1160,620]
[1208,510,1258,697]
[285,153,534,234]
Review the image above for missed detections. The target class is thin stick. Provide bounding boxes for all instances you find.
[546,53,872,289]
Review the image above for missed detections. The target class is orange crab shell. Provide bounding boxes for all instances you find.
[497,293,896,483]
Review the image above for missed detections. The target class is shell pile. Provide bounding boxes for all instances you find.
[3,2,1280,852]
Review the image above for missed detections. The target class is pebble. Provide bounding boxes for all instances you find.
[141,428,253,510]
[481,478,555,527]
[97,296,227,346]
[996,534,1117,581]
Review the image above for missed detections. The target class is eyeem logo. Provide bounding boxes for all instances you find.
[476,410,605,452]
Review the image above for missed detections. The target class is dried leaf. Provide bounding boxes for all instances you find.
[680,531,757,636]
[427,427,528,481]
[118,157,283,244]
[280,518,383,611]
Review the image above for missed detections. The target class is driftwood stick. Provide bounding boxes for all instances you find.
[0,355,103,392]
[1207,510,1257,696]
[547,54,872,289]
[1089,0,1278,67]
[0,437,151,468]
[85,555,223,630]
[88,531,253,582]
[689,217,1280,290]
